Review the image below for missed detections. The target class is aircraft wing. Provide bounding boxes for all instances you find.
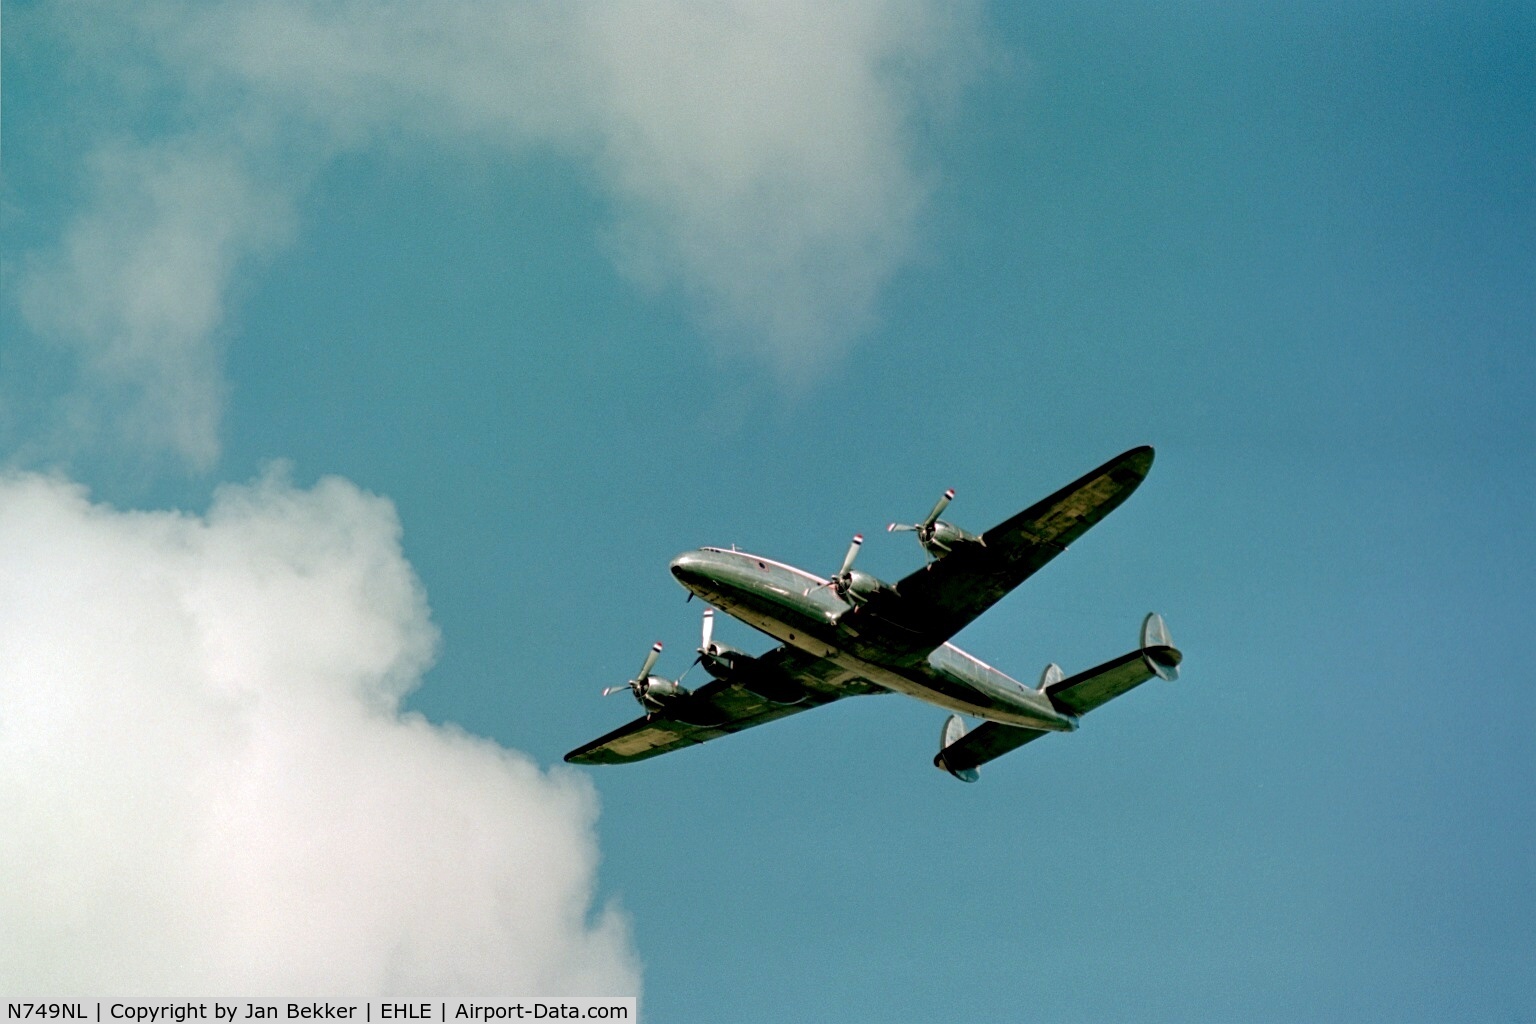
[873,446,1155,656]
[564,646,886,765]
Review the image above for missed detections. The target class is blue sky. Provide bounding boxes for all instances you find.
[3,2,1532,1019]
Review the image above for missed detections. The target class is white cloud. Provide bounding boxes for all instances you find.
[584,2,940,373]
[19,140,297,471]
[0,468,639,995]
[16,0,980,466]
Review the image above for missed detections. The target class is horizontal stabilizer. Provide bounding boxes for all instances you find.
[938,614,1184,777]
[1045,613,1183,716]
[934,718,1047,777]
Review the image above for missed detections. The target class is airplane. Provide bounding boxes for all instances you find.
[565,446,1183,782]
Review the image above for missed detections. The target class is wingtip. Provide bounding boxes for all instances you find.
[1122,445,1155,477]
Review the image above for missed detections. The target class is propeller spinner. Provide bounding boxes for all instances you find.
[692,606,756,682]
[889,488,953,538]
[888,488,977,559]
[603,641,691,712]
[602,641,665,699]
[804,534,866,604]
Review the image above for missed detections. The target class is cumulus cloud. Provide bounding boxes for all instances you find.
[0,468,638,994]
[15,0,980,466]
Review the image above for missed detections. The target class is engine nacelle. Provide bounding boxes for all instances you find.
[698,641,751,681]
[841,569,896,606]
[695,646,804,705]
[636,675,690,713]
[923,521,980,557]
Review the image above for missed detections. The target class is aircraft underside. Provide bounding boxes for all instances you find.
[707,585,1078,732]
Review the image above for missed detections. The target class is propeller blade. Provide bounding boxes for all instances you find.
[838,534,863,577]
[601,685,629,697]
[924,489,955,528]
[700,608,715,653]
[635,641,663,683]
[887,522,917,532]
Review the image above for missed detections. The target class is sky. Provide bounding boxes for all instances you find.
[2,1,1532,1019]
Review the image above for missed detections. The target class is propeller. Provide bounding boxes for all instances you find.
[679,607,720,683]
[804,534,863,602]
[836,534,863,579]
[602,641,664,698]
[688,607,721,681]
[887,488,954,548]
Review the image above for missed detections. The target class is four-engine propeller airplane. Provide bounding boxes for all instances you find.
[565,446,1184,781]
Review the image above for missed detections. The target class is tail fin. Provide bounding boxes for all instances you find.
[934,715,981,783]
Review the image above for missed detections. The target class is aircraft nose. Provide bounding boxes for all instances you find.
[670,550,718,602]
[670,551,705,583]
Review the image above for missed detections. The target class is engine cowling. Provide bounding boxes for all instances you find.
[698,641,751,681]
[605,641,695,713]
[634,675,690,714]
[841,568,895,606]
[925,521,979,555]
[698,643,806,705]
[888,490,981,559]
[807,534,894,608]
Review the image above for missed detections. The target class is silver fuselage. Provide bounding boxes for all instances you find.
[670,548,1078,732]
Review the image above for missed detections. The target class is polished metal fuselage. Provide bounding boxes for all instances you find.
[669,548,1079,732]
